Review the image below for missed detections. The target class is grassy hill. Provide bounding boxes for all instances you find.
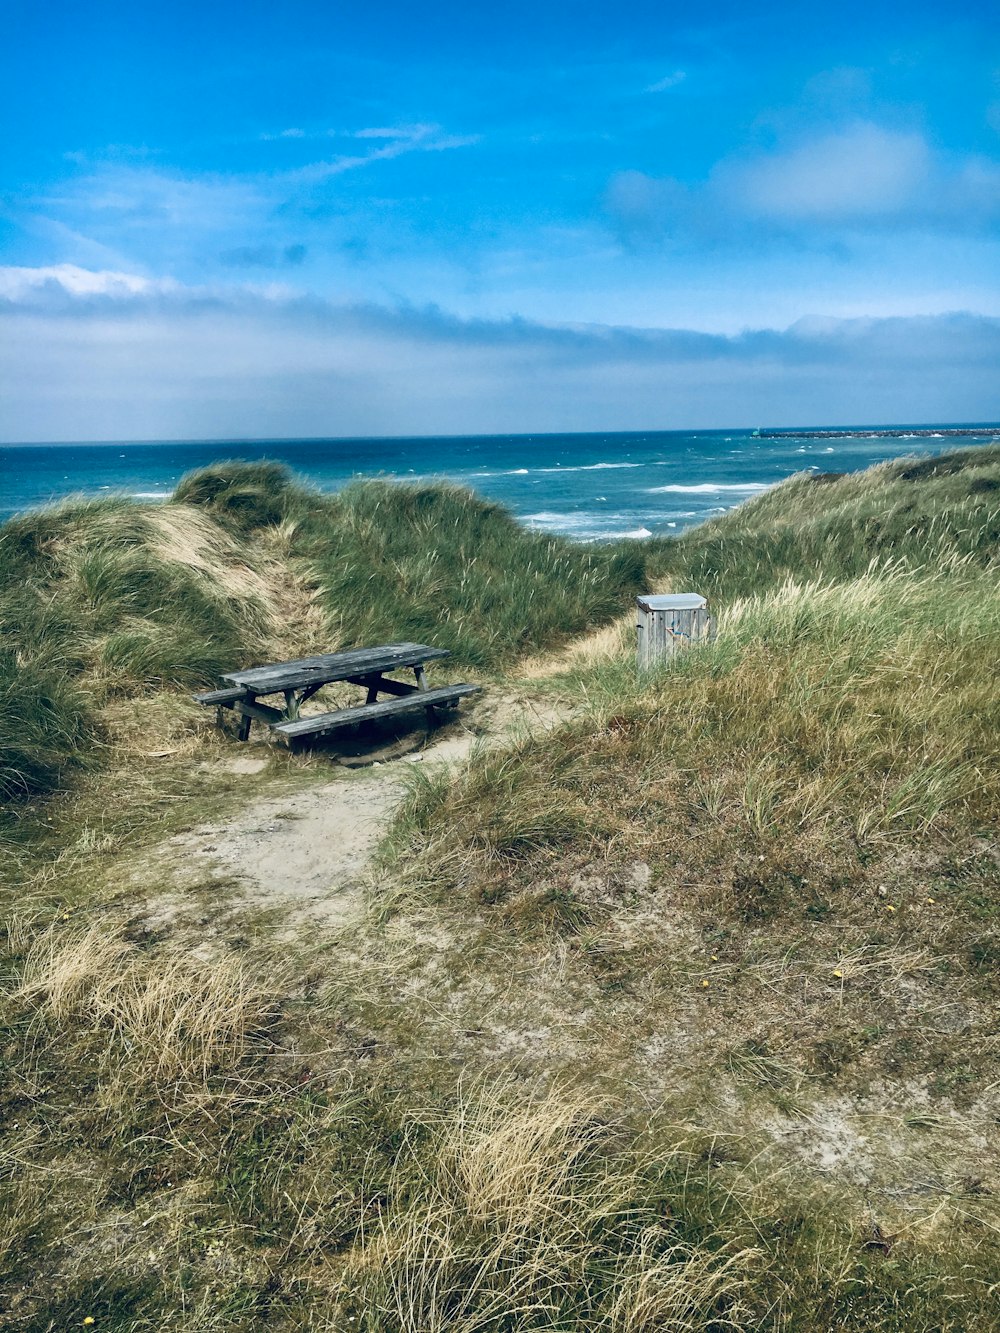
[1,446,999,1330]
[0,464,644,800]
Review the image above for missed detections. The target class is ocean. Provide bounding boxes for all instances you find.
[1,425,997,541]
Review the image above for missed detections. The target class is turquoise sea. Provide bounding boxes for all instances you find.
[1,425,997,541]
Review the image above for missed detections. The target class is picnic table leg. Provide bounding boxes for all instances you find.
[365,677,381,705]
[284,689,300,721]
[237,710,252,742]
[413,663,438,725]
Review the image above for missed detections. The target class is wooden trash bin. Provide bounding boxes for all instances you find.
[636,593,713,670]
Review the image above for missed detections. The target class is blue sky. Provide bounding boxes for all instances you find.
[1,0,998,439]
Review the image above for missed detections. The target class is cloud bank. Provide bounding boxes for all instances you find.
[1,267,997,441]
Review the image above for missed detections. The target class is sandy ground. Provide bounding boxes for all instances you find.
[161,688,569,928]
[169,771,407,926]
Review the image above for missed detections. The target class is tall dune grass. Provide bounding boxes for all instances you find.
[0,653,93,800]
[173,466,649,667]
[300,480,647,668]
[5,446,996,803]
[394,560,1000,892]
[0,496,273,799]
[173,458,302,529]
[646,444,1000,602]
[4,444,1000,1329]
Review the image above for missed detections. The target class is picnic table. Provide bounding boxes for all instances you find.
[193,642,480,745]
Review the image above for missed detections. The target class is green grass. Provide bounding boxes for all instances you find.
[299,479,647,669]
[643,444,1000,603]
[173,457,304,529]
[2,443,1000,1329]
[0,652,93,801]
[1,463,647,802]
[176,463,649,668]
[0,496,272,801]
[386,562,1000,922]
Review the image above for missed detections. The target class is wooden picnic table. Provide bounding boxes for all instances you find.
[193,642,479,745]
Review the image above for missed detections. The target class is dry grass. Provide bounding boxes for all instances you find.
[145,505,274,599]
[335,1082,758,1332]
[16,921,283,1082]
[3,447,1000,1329]
[359,550,1000,1328]
[520,612,635,679]
[149,504,335,661]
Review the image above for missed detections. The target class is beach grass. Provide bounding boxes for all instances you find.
[0,495,273,799]
[174,462,649,667]
[0,464,646,800]
[1,444,999,1329]
[644,443,1000,601]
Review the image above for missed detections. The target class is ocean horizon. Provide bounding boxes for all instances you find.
[2,423,998,541]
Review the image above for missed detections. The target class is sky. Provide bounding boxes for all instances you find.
[1,0,998,440]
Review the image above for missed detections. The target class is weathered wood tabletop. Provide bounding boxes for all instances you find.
[222,643,449,695]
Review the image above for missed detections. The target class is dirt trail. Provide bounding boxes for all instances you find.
[162,688,569,928]
[169,771,407,926]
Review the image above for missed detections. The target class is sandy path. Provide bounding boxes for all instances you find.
[169,770,407,926]
[162,689,569,929]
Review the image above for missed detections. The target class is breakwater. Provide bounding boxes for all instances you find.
[759,427,999,440]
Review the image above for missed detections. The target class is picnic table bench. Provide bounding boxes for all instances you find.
[193,642,480,746]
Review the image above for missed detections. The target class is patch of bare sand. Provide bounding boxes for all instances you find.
[144,684,572,935]
[473,685,574,734]
[154,717,478,927]
[169,772,404,927]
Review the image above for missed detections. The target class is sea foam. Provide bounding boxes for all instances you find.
[645,482,772,495]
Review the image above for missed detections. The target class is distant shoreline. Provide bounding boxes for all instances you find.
[759,427,999,440]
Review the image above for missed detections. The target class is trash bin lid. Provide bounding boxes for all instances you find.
[637,593,707,612]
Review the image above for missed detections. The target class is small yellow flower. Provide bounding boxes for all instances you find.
[701,979,710,989]
[833,970,843,979]
[886,904,896,912]
[927,897,936,904]
[711,955,718,962]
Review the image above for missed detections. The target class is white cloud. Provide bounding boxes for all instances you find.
[44,166,268,233]
[606,121,1000,240]
[729,123,931,220]
[261,122,444,144]
[285,128,482,185]
[352,124,439,140]
[14,123,480,285]
[42,124,480,247]
[646,71,686,93]
[0,264,176,300]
